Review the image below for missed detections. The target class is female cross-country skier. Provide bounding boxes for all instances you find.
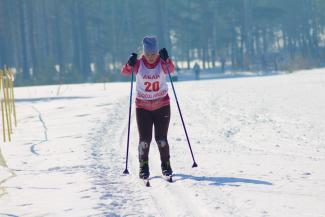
[121,36,175,179]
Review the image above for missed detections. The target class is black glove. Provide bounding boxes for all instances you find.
[128,53,138,66]
[159,48,169,61]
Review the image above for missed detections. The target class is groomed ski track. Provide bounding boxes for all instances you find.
[0,69,325,216]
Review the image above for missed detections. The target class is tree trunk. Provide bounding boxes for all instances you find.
[54,0,64,72]
[18,0,30,81]
[72,0,91,79]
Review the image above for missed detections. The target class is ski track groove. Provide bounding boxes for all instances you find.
[86,94,161,216]
[29,105,48,156]
[119,96,216,217]
[118,111,166,217]
[86,96,139,216]
[177,92,246,217]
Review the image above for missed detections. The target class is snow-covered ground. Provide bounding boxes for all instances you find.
[0,69,325,217]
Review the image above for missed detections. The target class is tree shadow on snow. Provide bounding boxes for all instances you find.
[173,174,273,187]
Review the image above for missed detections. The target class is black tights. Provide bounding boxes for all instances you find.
[136,105,171,163]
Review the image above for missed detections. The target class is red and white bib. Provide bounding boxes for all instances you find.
[136,59,168,100]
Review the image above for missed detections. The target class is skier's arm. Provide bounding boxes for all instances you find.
[121,61,140,76]
[159,48,174,74]
[121,53,140,76]
[162,58,175,74]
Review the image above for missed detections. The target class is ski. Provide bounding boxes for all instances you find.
[162,175,173,183]
[142,178,151,187]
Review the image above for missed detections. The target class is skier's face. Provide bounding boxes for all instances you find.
[144,53,159,64]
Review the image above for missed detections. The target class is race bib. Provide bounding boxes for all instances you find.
[136,59,168,100]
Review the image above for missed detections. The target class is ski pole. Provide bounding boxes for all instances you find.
[123,67,134,174]
[165,62,198,168]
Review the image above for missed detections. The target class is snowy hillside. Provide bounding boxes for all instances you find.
[0,69,325,217]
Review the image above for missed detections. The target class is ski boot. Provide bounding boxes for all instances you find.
[139,160,150,179]
[161,160,173,176]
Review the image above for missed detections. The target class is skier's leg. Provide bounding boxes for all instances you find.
[136,108,153,178]
[153,105,173,175]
